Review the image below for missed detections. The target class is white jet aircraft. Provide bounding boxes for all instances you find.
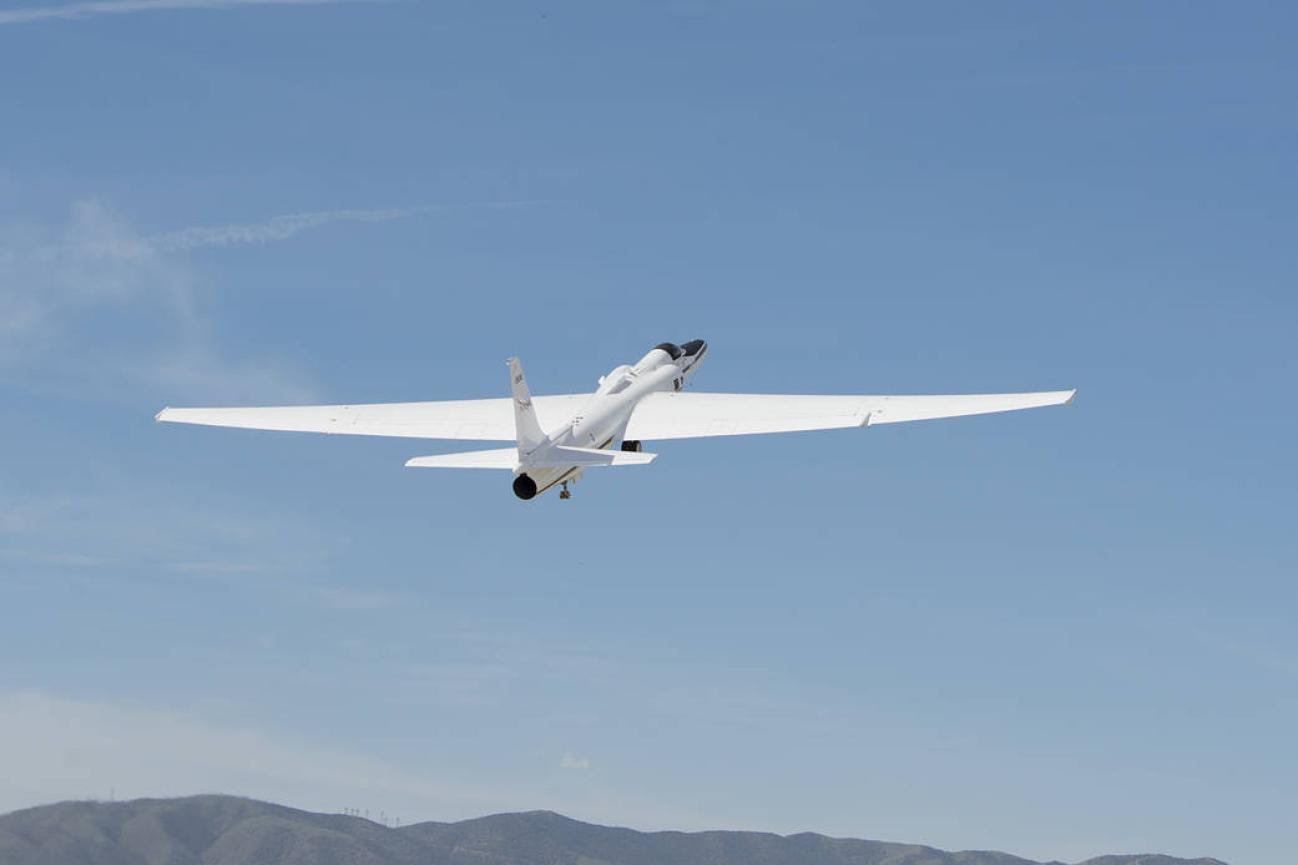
[156,340,1075,500]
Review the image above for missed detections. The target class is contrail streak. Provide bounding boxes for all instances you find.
[147,203,525,252]
[0,0,371,26]
[46,201,531,259]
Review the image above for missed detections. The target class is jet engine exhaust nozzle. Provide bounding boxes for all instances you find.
[512,474,538,500]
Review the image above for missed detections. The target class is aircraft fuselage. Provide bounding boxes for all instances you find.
[512,340,706,499]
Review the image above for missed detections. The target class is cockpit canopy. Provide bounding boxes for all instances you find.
[632,340,704,375]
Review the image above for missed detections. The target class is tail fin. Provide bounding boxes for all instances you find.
[507,356,548,456]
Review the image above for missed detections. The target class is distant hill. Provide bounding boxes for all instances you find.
[0,795,1228,865]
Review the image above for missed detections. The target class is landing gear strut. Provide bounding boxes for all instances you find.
[559,481,572,500]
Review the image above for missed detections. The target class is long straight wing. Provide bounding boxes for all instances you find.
[156,394,590,441]
[158,389,1074,443]
[623,390,1075,441]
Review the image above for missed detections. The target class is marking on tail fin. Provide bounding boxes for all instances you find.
[507,356,548,456]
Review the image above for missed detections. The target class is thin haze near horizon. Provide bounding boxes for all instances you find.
[1,3,1295,865]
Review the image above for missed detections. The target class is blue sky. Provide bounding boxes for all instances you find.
[1,2,1295,863]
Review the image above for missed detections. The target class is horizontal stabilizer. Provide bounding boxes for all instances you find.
[405,448,518,469]
[529,446,657,468]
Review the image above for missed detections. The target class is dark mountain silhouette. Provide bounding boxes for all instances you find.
[0,795,1228,865]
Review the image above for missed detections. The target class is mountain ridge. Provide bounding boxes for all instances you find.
[0,794,1228,865]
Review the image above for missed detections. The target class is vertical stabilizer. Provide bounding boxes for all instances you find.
[507,357,548,457]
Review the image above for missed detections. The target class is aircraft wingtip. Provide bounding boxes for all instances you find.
[1064,389,1078,405]
[155,407,170,422]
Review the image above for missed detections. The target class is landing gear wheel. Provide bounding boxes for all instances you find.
[559,481,572,500]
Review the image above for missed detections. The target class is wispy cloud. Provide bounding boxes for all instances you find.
[559,753,591,770]
[0,690,717,832]
[315,586,403,610]
[0,548,105,568]
[1,199,315,403]
[3,200,184,341]
[0,690,510,819]
[402,662,516,708]
[0,0,373,27]
[0,485,332,585]
[2,199,519,402]
[173,560,272,576]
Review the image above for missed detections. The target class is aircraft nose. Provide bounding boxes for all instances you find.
[680,339,707,372]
